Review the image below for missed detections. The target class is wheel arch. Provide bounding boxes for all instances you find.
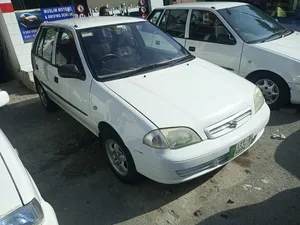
[245,70,290,89]
[245,69,291,107]
[98,121,128,152]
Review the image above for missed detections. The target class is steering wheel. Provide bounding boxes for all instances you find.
[100,54,120,63]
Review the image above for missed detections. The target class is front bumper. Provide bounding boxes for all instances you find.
[137,103,270,184]
[289,83,300,104]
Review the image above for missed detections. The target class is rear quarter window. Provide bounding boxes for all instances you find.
[147,9,164,25]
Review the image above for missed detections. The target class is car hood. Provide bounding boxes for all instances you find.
[0,133,22,219]
[254,31,300,61]
[104,58,255,138]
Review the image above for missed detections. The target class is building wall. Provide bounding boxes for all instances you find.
[0,0,24,80]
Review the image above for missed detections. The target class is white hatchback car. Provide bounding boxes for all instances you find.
[147,2,300,109]
[0,91,59,225]
[31,16,270,184]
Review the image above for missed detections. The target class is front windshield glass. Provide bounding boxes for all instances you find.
[218,5,290,43]
[78,21,191,79]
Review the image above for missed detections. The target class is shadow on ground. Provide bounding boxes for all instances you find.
[268,106,300,126]
[199,127,300,225]
[0,97,222,225]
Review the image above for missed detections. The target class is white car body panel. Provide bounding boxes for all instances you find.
[0,91,59,224]
[0,151,22,218]
[104,58,255,139]
[151,3,300,104]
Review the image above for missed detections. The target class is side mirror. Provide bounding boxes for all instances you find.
[0,90,9,107]
[217,33,235,45]
[58,64,82,79]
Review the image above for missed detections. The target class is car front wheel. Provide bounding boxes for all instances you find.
[101,127,141,184]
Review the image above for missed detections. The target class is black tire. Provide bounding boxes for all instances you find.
[249,72,290,110]
[101,126,141,184]
[36,80,58,112]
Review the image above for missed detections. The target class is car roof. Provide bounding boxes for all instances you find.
[157,2,248,10]
[42,16,146,30]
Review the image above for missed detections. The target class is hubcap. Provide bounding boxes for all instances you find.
[38,85,48,107]
[256,79,279,105]
[105,140,128,176]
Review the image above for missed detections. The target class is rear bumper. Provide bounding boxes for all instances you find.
[136,103,270,184]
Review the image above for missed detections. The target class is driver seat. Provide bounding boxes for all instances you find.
[83,34,111,61]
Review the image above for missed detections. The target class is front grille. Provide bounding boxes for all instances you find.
[205,108,252,139]
[176,154,229,177]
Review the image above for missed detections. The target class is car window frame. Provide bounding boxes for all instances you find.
[186,8,237,45]
[31,26,43,55]
[147,8,164,25]
[53,27,86,80]
[42,26,59,63]
[34,25,58,64]
[158,8,189,39]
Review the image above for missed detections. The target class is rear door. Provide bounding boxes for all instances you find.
[157,8,189,46]
[33,26,59,100]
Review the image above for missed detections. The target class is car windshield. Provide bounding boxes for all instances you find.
[218,5,291,44]
[78,21,192,79]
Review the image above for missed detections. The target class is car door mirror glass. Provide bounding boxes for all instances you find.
[58,64,82,79]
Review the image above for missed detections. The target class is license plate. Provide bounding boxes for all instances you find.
[228,135,253,160]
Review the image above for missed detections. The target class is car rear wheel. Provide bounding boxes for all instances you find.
[36,81,58,112]
[249,72,290,110]
[101,126,141,184]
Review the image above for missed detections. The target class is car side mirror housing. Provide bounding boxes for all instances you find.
[58,64,82,79]
[217,33,236,45]
[0,90,9,107]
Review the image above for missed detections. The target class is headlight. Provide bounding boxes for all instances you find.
[0,198,44,225]
[254,87,264,113]
[143,127,202,149]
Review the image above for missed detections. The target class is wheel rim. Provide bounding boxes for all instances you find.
[255,79,279,105]
[38,85,48,107]
[105,139,128,176]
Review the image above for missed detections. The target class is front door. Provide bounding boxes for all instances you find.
[185,9,243,73]
[157,8,189,46]
[52,28,96,134]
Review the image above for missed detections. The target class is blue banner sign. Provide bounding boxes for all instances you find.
[41,5,75,22]
[15,6,75,43]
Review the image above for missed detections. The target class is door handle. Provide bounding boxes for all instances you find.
[35,64,39,70]
[188,46,196,52]
[54,76,58,83]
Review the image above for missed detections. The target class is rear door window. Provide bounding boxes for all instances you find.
[42,27,58,62]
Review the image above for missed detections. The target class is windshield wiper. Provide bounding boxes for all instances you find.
[260,32,283,43]
[118,56,194,78]
[169,55,195,67]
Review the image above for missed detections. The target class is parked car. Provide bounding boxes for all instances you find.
[0,90,59,225]
[20,13,38,23]
[31,16,270,184]
[147,2,300,109]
